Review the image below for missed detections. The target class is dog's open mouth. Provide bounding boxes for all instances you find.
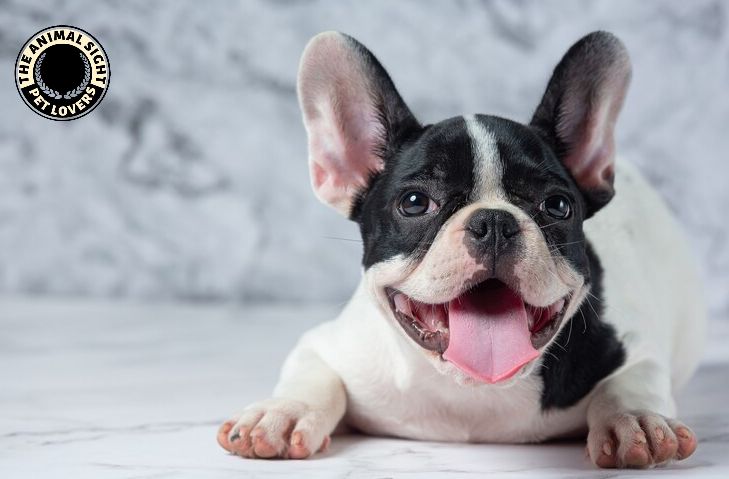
[385,279,569,383]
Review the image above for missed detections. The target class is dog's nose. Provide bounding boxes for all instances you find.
[465,208,520,241]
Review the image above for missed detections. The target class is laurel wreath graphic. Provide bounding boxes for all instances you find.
[34,51,91,100]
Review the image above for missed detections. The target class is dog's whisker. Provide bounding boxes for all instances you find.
[549,240,585,249]
[322,235,363,243]
[538,221,562,230]
[544,350,560,363]
[579,308,588,334]
[584,295,601,322]
[562,315,574,348]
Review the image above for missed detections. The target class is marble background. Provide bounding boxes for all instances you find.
[1,0,727,318]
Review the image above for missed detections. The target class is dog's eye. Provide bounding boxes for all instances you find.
[399,191,436,216]
[540,195,571,219]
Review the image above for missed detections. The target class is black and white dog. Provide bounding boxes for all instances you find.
[218,31,705,468]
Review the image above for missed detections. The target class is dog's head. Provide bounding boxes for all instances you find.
[297,31,631,385]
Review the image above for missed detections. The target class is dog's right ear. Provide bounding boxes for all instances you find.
[297,32,419,217]
[530,32,631,216]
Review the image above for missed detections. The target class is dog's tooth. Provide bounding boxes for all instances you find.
[394,293,412,316]
[426,304,448,330]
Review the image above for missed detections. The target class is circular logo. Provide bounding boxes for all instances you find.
[15,25,110,121]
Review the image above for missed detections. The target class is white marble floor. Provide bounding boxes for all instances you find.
[1,297,727,479]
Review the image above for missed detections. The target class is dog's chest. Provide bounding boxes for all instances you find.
[337,349,588,443]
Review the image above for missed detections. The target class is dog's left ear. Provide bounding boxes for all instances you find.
[531,31,631,216]
[297,32,419,217]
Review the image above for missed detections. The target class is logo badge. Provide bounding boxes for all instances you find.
[15,25,110,121]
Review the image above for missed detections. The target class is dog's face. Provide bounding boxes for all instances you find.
[356,115,590,384]
[298,31,631,384]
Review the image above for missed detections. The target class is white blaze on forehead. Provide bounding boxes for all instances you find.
[464,115,505,200]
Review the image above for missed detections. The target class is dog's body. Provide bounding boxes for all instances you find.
[286,159,703,444]
[218,31,705,468]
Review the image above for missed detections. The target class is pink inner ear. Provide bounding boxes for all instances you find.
[305,99,384,213]
[562,103,617,193]
[559,68,629,197]
[298,32,386,215]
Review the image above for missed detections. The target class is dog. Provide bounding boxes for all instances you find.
[217,31,706,469]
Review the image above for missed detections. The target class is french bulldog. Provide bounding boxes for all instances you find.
[217,31,706,468]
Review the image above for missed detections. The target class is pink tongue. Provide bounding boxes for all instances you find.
[443,283,539,383]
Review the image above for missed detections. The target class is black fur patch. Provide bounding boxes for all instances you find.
[357,117,476,268]
[539,242,626,410]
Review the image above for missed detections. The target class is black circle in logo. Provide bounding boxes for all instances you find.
[15,25,110,121]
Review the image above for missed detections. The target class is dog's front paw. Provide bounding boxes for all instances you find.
[587,411,697,468]
[217,398,331,459]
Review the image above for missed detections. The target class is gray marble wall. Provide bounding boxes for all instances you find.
[1,0,727,319]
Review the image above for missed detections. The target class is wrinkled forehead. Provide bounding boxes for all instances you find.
[389,115,572,199]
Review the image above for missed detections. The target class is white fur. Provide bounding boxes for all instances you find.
[466,114,504,200]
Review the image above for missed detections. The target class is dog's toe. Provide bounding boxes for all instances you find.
[593,439,618,468]
[216,420,236,452]
[641,417,678,464]
[669,421,698,459]
[250,427,282,458]
[622,440,651,468]
[588,411,697,469]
